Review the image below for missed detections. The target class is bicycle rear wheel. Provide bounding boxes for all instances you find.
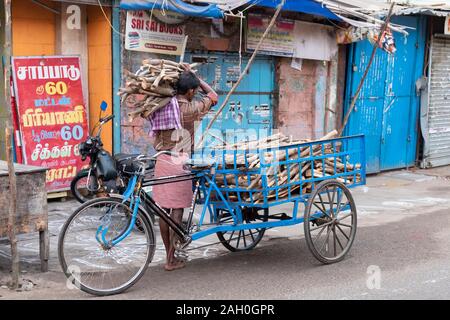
[58,197,155,296]
[216,207,267,252]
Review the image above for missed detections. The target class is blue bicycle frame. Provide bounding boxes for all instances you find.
[95,134,365,248]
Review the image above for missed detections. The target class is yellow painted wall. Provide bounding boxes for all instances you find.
[11,1,113,154]
[87,6,113,153]
[12,0,56,56]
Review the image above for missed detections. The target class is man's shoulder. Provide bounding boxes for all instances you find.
[176,95,189,104]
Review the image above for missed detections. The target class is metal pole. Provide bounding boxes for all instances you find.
[179,35,188,64]
[195,0,286,149]
[112,0,122,154]
[3,0,19,289]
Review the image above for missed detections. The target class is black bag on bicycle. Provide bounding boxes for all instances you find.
[117,158,136,175]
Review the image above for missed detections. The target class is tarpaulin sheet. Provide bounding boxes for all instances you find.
[119,0,224,18]
[120,0,341,20]
[257,0,340,20]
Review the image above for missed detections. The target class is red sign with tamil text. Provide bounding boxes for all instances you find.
[12,56,89,192]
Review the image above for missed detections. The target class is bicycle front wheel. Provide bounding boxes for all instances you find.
[58,197,155,296]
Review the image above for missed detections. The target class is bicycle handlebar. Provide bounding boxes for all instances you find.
[100,114,114,124]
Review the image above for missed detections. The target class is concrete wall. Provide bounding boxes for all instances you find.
[275,48,345,140]
[56,2,89,110]
[334,45,347,133]
[276,58,316,139]
[6,1,113,156]
[12,0,56,56]
[184,17,241,52]
[119,9,175,155]
[119,13,267,155]
[1,0,57,160]
[56,3,114,153]
[119,10,348,153]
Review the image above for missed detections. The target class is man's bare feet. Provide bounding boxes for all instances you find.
[164,260,186,271]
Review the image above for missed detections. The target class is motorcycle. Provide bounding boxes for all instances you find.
[71,101,155,203]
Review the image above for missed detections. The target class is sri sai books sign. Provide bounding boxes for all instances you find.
[125,10,186,55]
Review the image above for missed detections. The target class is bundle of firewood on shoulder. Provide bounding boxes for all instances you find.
[207,130,362,203]
[118,59,199,121]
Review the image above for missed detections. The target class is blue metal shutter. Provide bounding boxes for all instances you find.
[344,16,426,173]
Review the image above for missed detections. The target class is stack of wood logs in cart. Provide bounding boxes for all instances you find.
[210,130,362,203]
[118,59,199,121]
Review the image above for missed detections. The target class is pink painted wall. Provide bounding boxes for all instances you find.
[275,48,346,140]
[276,58,317,139]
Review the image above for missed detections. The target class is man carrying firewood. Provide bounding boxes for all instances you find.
[148,64,218,271]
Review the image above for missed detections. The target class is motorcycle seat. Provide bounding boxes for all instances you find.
[114,153,141,162]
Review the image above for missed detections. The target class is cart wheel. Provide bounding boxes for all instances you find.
[216,208,268,252]
[304,180,357,264]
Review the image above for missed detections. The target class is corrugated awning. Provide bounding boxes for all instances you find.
[322,0,450,16]
[321,0,450,19]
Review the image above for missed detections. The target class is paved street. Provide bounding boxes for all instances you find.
[1,166,450,299]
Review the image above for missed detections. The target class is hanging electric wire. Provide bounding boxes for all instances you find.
[97,0,124,37]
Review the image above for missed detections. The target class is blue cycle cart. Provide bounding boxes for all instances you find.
[58,134,365,296]
[191,134,365,259]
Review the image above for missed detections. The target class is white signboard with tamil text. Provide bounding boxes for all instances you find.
[246,14,337,61]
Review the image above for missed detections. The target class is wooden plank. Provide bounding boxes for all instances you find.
[5,126,19,288]
[0,170,47,238]
[47,191,68,199]
[3,0,18,286]
[0,217,46,236]
[39,229,49,272]
[0,160,47,176]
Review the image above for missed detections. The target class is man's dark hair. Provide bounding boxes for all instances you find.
[176,71,200,95]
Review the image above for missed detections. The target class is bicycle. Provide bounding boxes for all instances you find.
[58,135,365,296]
[58,151,207,295]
